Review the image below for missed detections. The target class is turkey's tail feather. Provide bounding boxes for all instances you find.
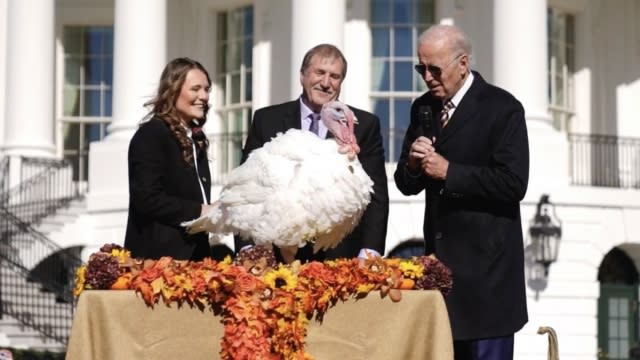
[181,202,224,235]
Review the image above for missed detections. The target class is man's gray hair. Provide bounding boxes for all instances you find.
[418,24,473,61]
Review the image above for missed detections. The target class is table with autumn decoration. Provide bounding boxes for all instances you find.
[66,244,455,360]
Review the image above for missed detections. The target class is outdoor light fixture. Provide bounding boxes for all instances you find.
[528,194,562,276]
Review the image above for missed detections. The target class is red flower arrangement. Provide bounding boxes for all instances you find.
[74,244,452,360]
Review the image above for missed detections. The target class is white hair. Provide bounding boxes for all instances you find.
[418,24,473,63]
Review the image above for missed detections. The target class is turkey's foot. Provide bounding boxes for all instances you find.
[280,245,298,264]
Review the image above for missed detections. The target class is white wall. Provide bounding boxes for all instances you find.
[573,0,640,136]
[0,0,7,149]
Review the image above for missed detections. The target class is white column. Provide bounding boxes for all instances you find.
[107,0,167,140]
[342,0,371,110]
[2,0,55,158]
[0,0,7,150]
[252,0,273,111]
[85,0,167,251]
[493,1,569,213]
[493,0,551,128]
[290,0,345,100]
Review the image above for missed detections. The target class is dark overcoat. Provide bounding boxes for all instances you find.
[394,72,529,340]
[125,116,213,260]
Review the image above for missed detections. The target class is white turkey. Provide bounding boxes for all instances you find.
[181,100,373,262]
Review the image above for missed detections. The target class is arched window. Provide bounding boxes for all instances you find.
[597,247,640,360]
[387,238,424,259]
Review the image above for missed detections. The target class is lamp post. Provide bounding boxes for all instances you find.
[529,194,562,276]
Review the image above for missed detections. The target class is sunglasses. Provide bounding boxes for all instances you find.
[414,54,464,78]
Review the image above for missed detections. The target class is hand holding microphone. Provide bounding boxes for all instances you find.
[410,105,447,179]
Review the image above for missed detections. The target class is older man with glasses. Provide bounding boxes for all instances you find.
[394,24,530,360]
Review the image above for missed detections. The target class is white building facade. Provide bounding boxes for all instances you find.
[1,0,640,358]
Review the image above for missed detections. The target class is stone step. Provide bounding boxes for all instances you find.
[0,316,66,351]
[0,196,85,349]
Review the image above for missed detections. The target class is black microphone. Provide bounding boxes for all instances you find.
[418,106,432,138]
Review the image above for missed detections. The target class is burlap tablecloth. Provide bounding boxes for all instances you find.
[66,290,453,360]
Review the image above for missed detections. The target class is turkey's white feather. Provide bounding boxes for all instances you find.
[182,128,373,253]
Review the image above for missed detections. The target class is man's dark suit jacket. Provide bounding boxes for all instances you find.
[394,72,529,340]
[235,100,389,261]
[125,117,213,261]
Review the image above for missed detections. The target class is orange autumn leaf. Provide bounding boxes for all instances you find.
[110,273,133,290]
[151,277,165,295]
[398,278,415,290]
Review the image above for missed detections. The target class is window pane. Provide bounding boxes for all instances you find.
[103,56,113,85]
[372,99,390,131]
[372,28,390,57]
[86,28,104,55]
[371,59,390,92]
[372,98,390,161]
[229,11,242,39]
[227,42,241,72]
[609,340,618,357]
[393,61,413,91]
[64,27,83,55]
[85,57,102,86]
[243,38,253,66]
[83,90,101,116]
[105,90,112,116]
[103,28,113,54]
[219,43,228,74]
[621,339,629,357]
[65,58,81,86]
[245,71,253,102]
[63,123,80,151]
[620,319,629,338]
[243,7,253,36]
[231,74,241,103]
[394,99,412,130]
[609,319,619,337]
[371,0,390,23]
[63,88,80,116]
[228,110,244,166]
[87,123,105,142]
[394,27,412,57]
[620,299,629,317]
[393,0,411,23]
[393,99,412,161]
[217,13,227,41]
[609,298,619,316]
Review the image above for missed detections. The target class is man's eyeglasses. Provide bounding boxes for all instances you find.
[414,54,464,78]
